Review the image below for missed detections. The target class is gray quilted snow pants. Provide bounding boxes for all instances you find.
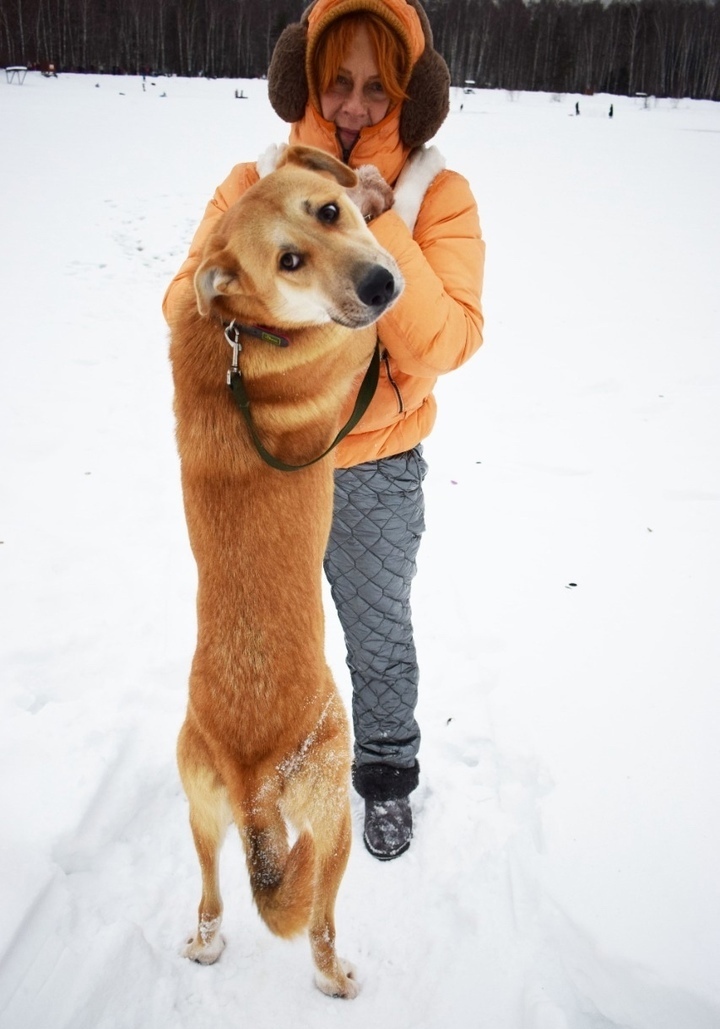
[323,446,428,789]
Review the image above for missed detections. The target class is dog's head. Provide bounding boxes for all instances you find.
[194,146,403,330]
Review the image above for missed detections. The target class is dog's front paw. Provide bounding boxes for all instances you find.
[182,934,225,965]
[181,920,226,964]
[314,958,359,999]
[257,143,288,178]
[346,165,394,223]
[393,145,447,232]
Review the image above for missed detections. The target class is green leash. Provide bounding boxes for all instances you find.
[224,320,380,473]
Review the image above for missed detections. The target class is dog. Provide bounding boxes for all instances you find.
[168,145,403,999]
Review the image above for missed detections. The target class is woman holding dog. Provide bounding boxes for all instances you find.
[164,0,484,861]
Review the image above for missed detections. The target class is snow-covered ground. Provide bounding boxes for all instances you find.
[1,72,719,1029]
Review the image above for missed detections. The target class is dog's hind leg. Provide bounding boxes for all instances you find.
[284,700,358,998]
[308,800,358,999]
[178,720,232,964]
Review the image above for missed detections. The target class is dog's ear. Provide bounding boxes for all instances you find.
[277,145,358,189]
[194,249,241,317]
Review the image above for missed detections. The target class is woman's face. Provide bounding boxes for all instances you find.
[319,24,391,153]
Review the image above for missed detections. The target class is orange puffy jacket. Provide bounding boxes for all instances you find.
[162,99,485,468]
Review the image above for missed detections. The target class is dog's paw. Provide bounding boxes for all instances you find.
[256,143,288,178]
[346,165,394,223]
[181,925,226,965]
[393,145,447,232]
[314,959,360,999]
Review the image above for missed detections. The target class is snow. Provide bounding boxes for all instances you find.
[1,73,719,1028]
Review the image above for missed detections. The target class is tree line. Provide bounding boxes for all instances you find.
[430,0,720,99]
[2,0,719,100]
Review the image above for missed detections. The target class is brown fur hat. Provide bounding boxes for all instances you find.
[268,0,450,148]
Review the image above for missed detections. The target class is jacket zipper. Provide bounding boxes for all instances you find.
[382,349,404,413]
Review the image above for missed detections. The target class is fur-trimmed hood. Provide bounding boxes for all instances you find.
[268,0,450,149]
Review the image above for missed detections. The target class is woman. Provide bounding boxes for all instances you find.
[163,0,485,861]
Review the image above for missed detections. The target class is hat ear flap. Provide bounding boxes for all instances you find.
[400,47,450,148]
[268,23,309,124]
[399,0,451,148]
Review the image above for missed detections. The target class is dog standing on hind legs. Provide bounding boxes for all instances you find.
[169,144,404,998]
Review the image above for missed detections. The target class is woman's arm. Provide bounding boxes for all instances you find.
[369,169,485,377]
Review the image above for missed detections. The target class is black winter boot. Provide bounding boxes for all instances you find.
[352,762,419,861]
[364,796,413,860]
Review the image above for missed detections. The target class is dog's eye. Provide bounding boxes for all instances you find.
[317,203,340,224]
[279,253,303,271]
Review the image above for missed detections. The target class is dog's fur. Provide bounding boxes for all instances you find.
[168,145,402,998]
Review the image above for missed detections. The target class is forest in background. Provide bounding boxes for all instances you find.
[2,0,719,100]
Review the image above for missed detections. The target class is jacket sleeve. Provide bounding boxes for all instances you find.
[162,162,260,325]
[369,169,484,377]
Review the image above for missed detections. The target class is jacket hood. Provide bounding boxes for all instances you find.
[268,0,450,149]
[288,102,410,185]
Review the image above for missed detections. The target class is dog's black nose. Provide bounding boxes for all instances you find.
[357,265,396,309]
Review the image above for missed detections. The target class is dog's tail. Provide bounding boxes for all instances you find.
[246,827,316,938]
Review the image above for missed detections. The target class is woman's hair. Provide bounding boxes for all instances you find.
[314,13,409,107]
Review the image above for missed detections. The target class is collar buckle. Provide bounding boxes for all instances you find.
[224,320,242,384]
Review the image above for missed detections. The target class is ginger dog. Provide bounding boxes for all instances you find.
[168,145,402,998]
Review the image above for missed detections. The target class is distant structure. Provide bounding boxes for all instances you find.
[6,66,28,84]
